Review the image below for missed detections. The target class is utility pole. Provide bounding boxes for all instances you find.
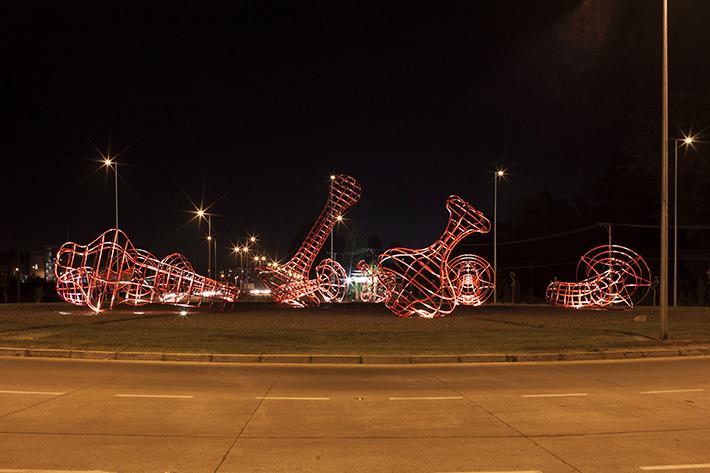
[16,252,21,303]
[660,0,669,340]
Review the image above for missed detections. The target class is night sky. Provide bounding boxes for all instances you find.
[3,1,710,274]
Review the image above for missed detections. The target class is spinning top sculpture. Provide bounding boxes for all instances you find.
[257,174,362,307]
[545,244,652,309]
[55,228,239,313]
[378,195,491,318]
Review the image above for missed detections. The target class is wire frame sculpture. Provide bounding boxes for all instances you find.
[55,228,239,313]
[448,254,495,306]
[257,174,362,307]
[545,244,652,309]
[378,195,491,318]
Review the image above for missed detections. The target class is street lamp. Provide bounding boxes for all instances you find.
[332,214,343,261]
[673,134,695,307]
[328,175,338,261]
[103,158,118,229]
[660,0,669,339]
[233,245,248,287]
[195,209,214,277]
[493,169,505,304]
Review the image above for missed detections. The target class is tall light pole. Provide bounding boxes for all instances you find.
[493,169,505,304]
[242,245,250,285]
[660,0,669,339]
[329,175,336,260]
[333,215,343,261]
[207,215,212,278]
[196,209,214,278]
[103,158,118,228]
[673,135,695,307]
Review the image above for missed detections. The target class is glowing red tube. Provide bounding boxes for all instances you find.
[378,195,491,318]
[55,228,239,313]
[448,254,494,306]
[545,245,651,309]
[257,174,362,307]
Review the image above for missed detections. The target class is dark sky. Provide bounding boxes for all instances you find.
[2,0,709,271]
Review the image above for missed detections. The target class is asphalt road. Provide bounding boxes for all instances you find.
[1,356,710,473]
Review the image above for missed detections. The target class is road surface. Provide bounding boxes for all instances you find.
[1,356,710,472]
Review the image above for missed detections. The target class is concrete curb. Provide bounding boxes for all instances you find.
[2,346,710,365]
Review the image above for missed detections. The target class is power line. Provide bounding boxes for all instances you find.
[460,221,710,248]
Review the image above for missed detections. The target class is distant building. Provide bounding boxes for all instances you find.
[29,246,56,281]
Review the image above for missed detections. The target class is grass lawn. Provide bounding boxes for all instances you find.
[0,302,709,355]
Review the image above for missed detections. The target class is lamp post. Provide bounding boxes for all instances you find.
[333,214,343,261]
[233,245,242,287]
[493,169,505,304]
[241,245,250,286]
[673,135,695,307]
[103,158,118,228]
[329,175,336,260]
[196,209,214,278]
[660,0,669,339]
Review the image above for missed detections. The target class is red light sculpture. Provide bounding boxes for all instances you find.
[257,174,362,307]
[448,254,495,306]
[545,244,652,309]
[55,228,239,313]
[378,195,491,318]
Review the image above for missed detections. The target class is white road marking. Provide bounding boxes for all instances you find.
[0,390,65,396]
[433,470,543,473]
[640,464,710,471]
[0,469,117,473]
[256,396,330,401]
[389,396,463,400]
[521,393,588,398]
[640,388,705,394]
[114,394,194,399]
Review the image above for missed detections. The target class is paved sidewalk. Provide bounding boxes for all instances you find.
[2,345,710,364]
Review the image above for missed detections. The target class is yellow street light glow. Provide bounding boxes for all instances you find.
[330,174,336,180]
[233,246,239,253]
[336,215,343,222]
[496,170,505,177]
[207,235,212,241]
[250,236,256,243]
[254,256,259,262]
[103,158,113,167]
[196,209,205,218]
[261,256,266,261]
[684,136,694,145]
